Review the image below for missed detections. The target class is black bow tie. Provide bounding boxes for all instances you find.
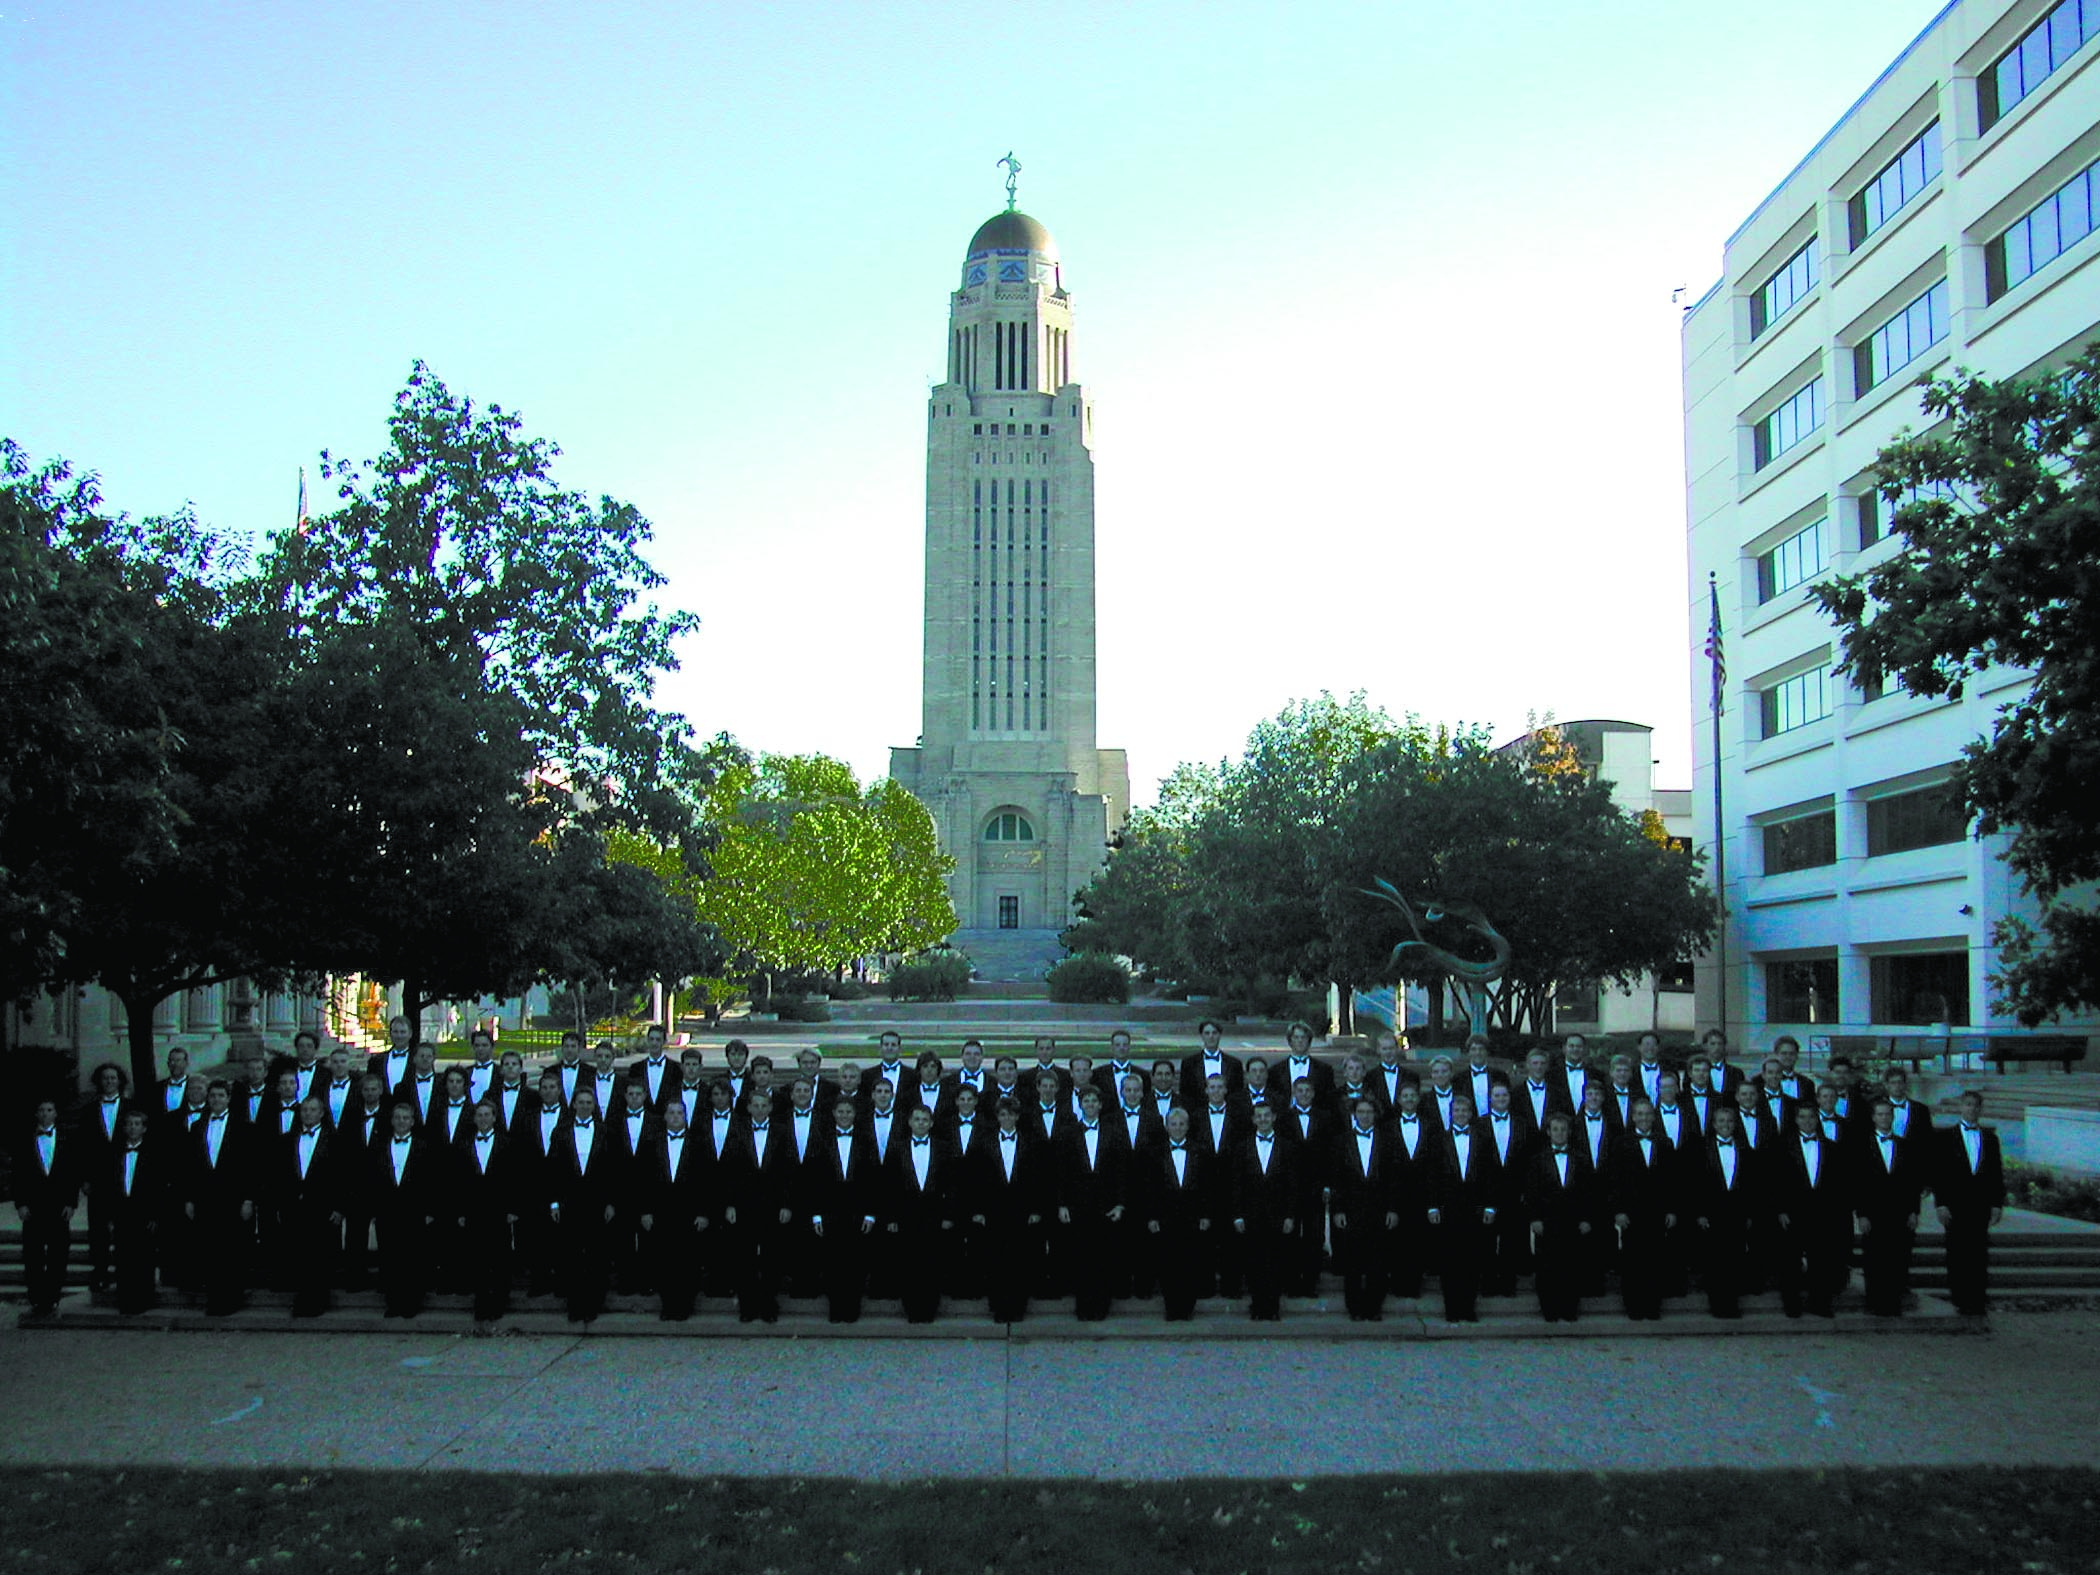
[1000,1131,1016,1141]
[1257,1134,1273,1144]
[476,1133,493,1143]
[1171,1140,1187,1150]
[750,1122,769,1133]
[1081,1121,1098,1131]
[1401,1116,1418,1125]
[1716,1137,1734,1147]
[1492,1113,1509,1123]
[416,1075,432,1084]
[299,1127,320,1138]
[37,1128,55,1138]
[1961,1123,1979,1132]
[102,1098,120,1106]
[913,1137,930,1147]
[666,1133,684,1142]
[574,1119,594,1130]
[1552,1147,1568,1156]
[392,1137,410,1146]
[1451,1126,1470,1138]
[1529,1082,1546,1092]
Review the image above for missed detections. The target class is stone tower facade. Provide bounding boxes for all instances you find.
[889,207,1129,978]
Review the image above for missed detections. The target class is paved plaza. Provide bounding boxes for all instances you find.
[1,1313,2093,1479]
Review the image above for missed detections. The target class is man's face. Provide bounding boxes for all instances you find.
[664,1102,687,1133]
[362,1075,386,1106]
[832,1099,856,1131]
[501,1052,524,1081]
[1033,1038,1055,1062]
[1631,1102,1655,1133]
[1342,1056,1366,1083]
[1166,1107,1191,1141]
[625,1084,647,1111]
[1796,1106,1821,1137]
[473,1101,497,1133]
[205,1086,230,1116]
[1150,1064,1175,1095]
[1611,1057,1633,1086]
[1816,1085,1839,1114]
[1034,1073,1058,1104]
[1378,1037,1399,1066]
[1292,1078,1315,1108]
[300,1096,325,1127]
[791,1078,814,1110]
[329,1050,351,1082]
[917,1059,942,1085]
[388,1019,411,1049]
[1120,1074,1143,1109]
[1871,1104,1895,1134]
[647,1027,668,1053]
[880,1035,903,1060]
[1430,1062,1453,1090]
[412,1046,436,1075]
[1110,1032,1132,1059]
[540,1078,563,1106]
[1713,1107,1739,1137]
[1450,1099,1474,1129]
[1398,1085,1420,1115]
[909,1108,935,1137]
[1467,1043,1488,1067]
[996,1103,1019,1132]
[1201,1026,1222,1052]
[471,1035,493,1062]
[276,1071,299,1100]
[560,1036,584,1063]
[167,1049,190,1078]
[573,1091,598,1121]
[709,1083,733,1111]
[1352,1101,1376,1133]
[95,1066,122,1096]
[1735,1084,1759,1112]
[956,1089,979,1119]
[1657,1076,1681,1106]
[1205,1075,1227,1107]
[1763,1059,1785,1085]
[1778,1043,1801,1070]
[1564,1036,1587,1061]
[872,1083,894,1114]
[1547,1115,1573,1148]
[726,1045,749,1073]
[962,1045,984,1070]
[1885,1072,1909,1100]
[1638,1036,1661,1062]
[995,1057,1018,1083]
[1526,1052,1549,1081]
[1583,1084,1606,1114]
[1689,1055,1712,1086]
[1960,1093,1983,1124]
[391,1104,416,1135]
[1703,1032,1727,1058]
[1489,1084,1511,1114]
[1288,1027,1312,1054]
[680,1053,703,1083]
[797,1051,820,1078]
[1252,1105,1277,1134]
[1245,1061,1268,1089]
[444,1069,469,1099]
[1080,1090,1103,1119]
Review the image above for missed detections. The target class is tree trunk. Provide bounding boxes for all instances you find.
[120,984,165,1096]
[402,973,425,1049]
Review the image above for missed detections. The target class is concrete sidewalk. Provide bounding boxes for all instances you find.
[0,1315,2093,1479]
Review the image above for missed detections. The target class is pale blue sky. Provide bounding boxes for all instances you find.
[3,0,1946,803]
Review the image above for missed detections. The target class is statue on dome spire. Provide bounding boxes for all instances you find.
[997,151,1021,211]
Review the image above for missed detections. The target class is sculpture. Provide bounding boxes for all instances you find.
[1362,877,1512,1041]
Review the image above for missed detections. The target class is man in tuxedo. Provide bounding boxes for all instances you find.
[884,1105,955,1323]
[1775,1101,1852,1318]
[1681,1053,1723,1137]
[77,1060,132,1292]
[456,1030,497,1107]
[1332,1054,1374,1121]
[1419,1056,1463,1138]
[339,1071,394,1290]
[485,1050,536,1135]
[718,1039,752,1111]
[860,1032,908,1101]
[1025,1036,1068,1098]
[1609,1097,1677,1321]
[606,1078,659,1296]
[371,1099,436,1318]
[151,1047,194,1144]
[1510,1048,1564,1151]
[1240,1057,1280,1114]
[1327,1096,1395,1320]
[286,1030,326,1107]
[548,1087,620,1323]
[1771,1035,1817,1105]
[640,1095,712,1321]
[1755,1056,1798,1136]
[1095,1029,1142,1103]
[455,1098,519,1323]
[1276,1021,1334,1108]
[803,1094,879,1323]
[107,1109,164,1314]
[984,1054,1028,1113]
[1459,1035,1507,1121]
[1479,1080,1530,1296]
[1633,1032,1672,1106]
[279,1095,344,1317]
[1523,1110,1595,1323]
[1385,1081,1437,1299]
[1879,1068,1931,1142]
[314,1049,360,1132]
[631,1024,677,1109]
[1429,1094,1499,1323]
[663,1050,710,1127]
[1700,1028,1743,1098]
[549,1030,593,1108]
[1229,1102,1297,1321]
[1056,1085,1126,1320]
[1651,1071,1702,1159]
[972,1097,1048,1323]
[362,1016,413,1097]
[726,1089,796,1323]
[1853,1095,1924,1316]
[1182,1019,1245,1098]
[1694,1104,1757,1318]
[1277,1075,1335,1296]
[1144,1106,1213,1320]
[1934,1090,2005,1317]
[945,1039,990,1106]
[16,1098,79,1317]
[899,1053,948,1124]
[1556,1034,1595,1113]
[514,1069,570,1297]
[1599,1055,1640,1134]
[1369,1033,1418,1115]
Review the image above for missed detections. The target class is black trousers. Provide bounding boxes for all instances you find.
[560,1210,611,1321]
[1859,1213,1914,1315]
[374,1211,429,1316]
[22,1208,70,1311]
[1534,1221,1585,1322]
[1332,1217,1387,1318]
[1437,1217,1486,1322]
[981,1221,1036,1323]
[1241,1222,1285,1320]
[465,1211,514,1321]
[1156,1223,1206,1320]
[818,1224,867,1323]
[1619,1215,1667,1320]
[1943,1207,1992,1314]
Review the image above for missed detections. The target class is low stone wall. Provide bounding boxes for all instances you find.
[2026,1107,2100,1177]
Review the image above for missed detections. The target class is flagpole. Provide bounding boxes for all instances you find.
[1707,571,1729,1044]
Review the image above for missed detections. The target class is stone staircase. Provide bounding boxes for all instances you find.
[951,928,1066,983]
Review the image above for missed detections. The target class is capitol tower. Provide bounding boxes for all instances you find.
[889,185,1129,980]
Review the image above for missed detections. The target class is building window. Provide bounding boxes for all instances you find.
[1986,154,2098,300]
[998,895,1020,930]
[1981,0,2096,129]
[1657,960,1695,994]
[1848,122,1941,247]
[1753,377,1822,469]
[1870,951,1970,1025]
[1854,279,1947,393]
[1756,517,1827,602]
[1750,238,1817,338]
[1759,664,1831,738]
[1762,810,1837,873]
[1767,958,1840,1022]
[984,812,1036,843]
[1865,782,1969,855]
[1555,980,1599,1024]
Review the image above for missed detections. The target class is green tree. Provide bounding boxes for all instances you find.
[267,365,711,1035]
[1810,344,2100,1025]
[0,441,292,1086]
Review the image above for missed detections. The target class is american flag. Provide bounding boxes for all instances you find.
[1705,574,1725,717]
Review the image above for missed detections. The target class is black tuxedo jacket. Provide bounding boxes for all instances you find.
[1773,1130,1851,1224]
[1476,1110,1532,1202]
[858,1061,911,1102]
[370,1133,438,1224]
[641,1129,713,1227]
[1850,1130,1925,1221]
[1179,1049,1246,1097]
[1144,1140,1212,1230]
[605,1104,661,1200]
[1458,1063,1510,1116]
[896,1079,950,1124]
[1327,1125,1396,1222]
[1522,1144,1599,1232]
[487,1081,539,1136]
[1507,1080,1569,1149]
[105,1141,168,1223]
[1106,1102,1166,1169]
[15,1127,80,1212]
[363,1050,416,1098]
[1933,1124,2006,1212]
[75,1096,132,1184]
[970,1128,1051,1227]
[1056,1123,1128,1221]
[799,1127,880,1230]
[545,1120,621,1224]
[1272,1055,1336,1108]
[1651,1100,1704,1156]
[1368,1061,1421,1115]
[726,1121,798,1225]
[277,1125,343,1222]
[453,1131,517,1223]
[884,1135,958,1232]
[1694,1136,1759,1227]
[1607,1131,1678,1223]
[1432,1126,1502,1222]
[1277,1105,1337,1199]
[1227,1135,1297,1230]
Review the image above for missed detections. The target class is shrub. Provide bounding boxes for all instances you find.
[775,997,832,1025]
[888,951,973,1002]
[826,976,871,1001]
[2006,1162,2100,1224]
[1047,952,1131,1004]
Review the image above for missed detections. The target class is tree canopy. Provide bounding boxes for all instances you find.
[1810,342,2100,1025]
[1067,693,1715,1036]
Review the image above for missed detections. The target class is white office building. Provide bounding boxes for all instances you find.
[1681,0,2100,1046]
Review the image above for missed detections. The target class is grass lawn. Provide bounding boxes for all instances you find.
[4,1466,2094,1574]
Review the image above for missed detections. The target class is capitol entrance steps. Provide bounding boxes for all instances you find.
[949,928,1066,983]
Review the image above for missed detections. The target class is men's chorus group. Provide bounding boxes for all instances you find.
[12,1017,2007,1327]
